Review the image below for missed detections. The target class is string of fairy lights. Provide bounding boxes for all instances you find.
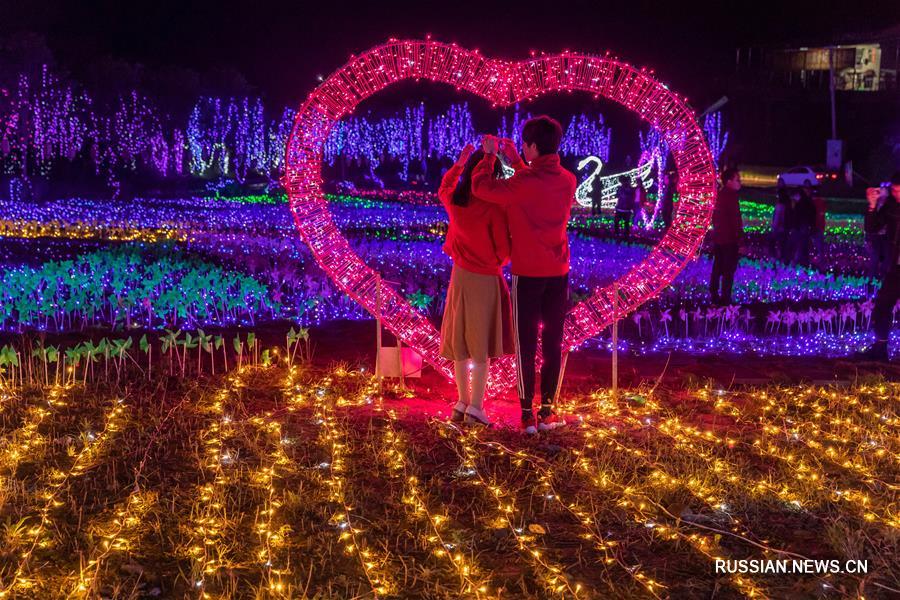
[577,387,900,542]
[574,421,770,598]
[67,490,156,598]
[244,365,313,596]
[313,373,395,597]
[2,59,694,187]
[436,422,585,597]
[473,415,763,597]
[1,67,294,182]
[378,410,493,597]
[0,393,61,508]
[474,435,667,598]
[323,102,613,183]
[184,370,243,595]
[651,408,898,530]
[0,362,897,595]
[0,393,127,596]
[64,382,195,598]
[556,388,894,596]
[701,388,899,485]
[0,220,186,242]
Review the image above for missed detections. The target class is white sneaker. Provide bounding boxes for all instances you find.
[520,415,537,435]
[463,406,492,426]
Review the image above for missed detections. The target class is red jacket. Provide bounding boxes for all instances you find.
[472,153,576,277]
[710,186,744,245]
[438,164,511,276]
[812,195,826,232]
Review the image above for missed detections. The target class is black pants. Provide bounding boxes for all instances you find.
[874,265,900,342]
[614,210,632,237]
[710,243,740,303]
[512,274,568,410]
[790,227,811,267]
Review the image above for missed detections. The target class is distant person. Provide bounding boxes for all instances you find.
[866,189,892,278]
[660,171,677,228]
[637,183,655,228]
[790,187,816,267]
[805,182,827,262]
[859,172,900,361]
[772,179,791,262]
[590,177,603,217]
[709,167,744,305]
[473,116,577,434]
[614,176,635,238]
[437,145,513,426]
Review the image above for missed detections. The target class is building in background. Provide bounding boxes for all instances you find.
[728,25,899,178]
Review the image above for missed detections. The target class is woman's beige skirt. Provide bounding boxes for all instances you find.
[440,265,513,362]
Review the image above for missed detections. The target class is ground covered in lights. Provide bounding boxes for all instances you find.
[0,359,896,599]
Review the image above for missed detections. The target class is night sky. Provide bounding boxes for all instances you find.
[1,0,896,106]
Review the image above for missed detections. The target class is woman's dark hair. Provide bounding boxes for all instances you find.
[522,115,563,155]
[451,149,503,206]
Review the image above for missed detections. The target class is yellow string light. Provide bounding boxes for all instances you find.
[0,220,186,242]
[313,375,395,597]
[437,423,583,598]
[476,437,667,598]
[66,490,156,598]
[0,394,127,596]
[182,369,246,597]
[0,385,69,509]
[574,423,768,598]
[379,410,493,598]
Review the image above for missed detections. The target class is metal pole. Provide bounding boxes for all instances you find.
[611,285,618,398]
[828,46,838,140]
[375,278,383,393]
[397,333,405,390]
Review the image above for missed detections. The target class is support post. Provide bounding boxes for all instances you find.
[611,284,619,399]
[375,278,383,394]
[828,46,837,140]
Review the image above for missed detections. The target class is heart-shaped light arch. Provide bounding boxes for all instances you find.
[285,39,716,396]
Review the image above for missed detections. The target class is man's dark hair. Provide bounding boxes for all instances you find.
[721,167,740,185]
[522,115,563,155]
[891,171,900,186]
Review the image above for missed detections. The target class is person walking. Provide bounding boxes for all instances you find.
[438,144,513,426]
[772,179,791,261]
[866,191,892,278]
[709,167,744,305]
[660,170,677,229]
[807,182,827,263]
[473,116,577,434]
[614,176,635,238]
[858,172,900,361]
[790,187,816,267]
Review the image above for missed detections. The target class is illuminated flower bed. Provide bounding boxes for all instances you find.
[0,246,279,331]
[0,191,884,358]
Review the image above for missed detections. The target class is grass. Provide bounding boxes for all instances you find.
[0,362,896,599]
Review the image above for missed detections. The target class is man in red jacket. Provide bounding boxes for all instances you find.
[709,167,744,305]
[472,116,577,434]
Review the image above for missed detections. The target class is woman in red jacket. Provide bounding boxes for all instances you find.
[438,144,513,426]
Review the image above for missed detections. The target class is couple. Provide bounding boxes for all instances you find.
[437,116,577,435]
